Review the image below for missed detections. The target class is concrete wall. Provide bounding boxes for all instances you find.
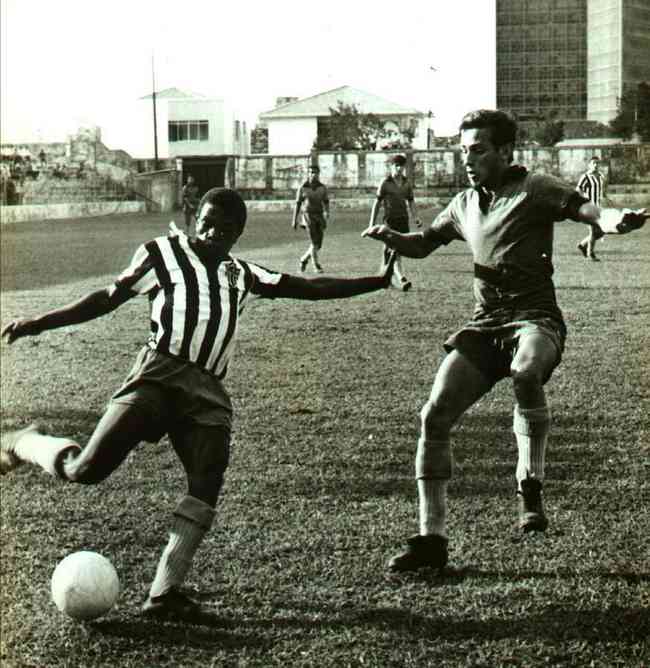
[0,201,145,224]
[133,169,178,213]
[233,144,650,194]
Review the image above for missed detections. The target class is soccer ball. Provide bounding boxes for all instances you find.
[51,551,120,620]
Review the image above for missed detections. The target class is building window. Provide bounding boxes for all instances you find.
[168,120,209,142]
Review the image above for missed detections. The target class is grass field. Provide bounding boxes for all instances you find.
[1,208,649,667]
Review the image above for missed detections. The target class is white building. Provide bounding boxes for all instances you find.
[258,86,429,155]
[130,87,250,160]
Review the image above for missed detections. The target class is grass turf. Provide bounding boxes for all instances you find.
[1,209,649,667]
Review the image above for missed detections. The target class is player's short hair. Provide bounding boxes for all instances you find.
[459,110,518,153]
[309,164,320,172]
[590,156,600,161]
[198,188,247,231]
[390,154,407,166]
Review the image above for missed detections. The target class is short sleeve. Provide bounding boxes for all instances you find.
[530,174,578,222]
[428,194,466,244]
[243,261,285,300]
[113,243,159,295]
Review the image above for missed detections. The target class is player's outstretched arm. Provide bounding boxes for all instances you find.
[271,252,397,300]
[362,224,442,258]
[577,203,648,235]
[1,286,134,345]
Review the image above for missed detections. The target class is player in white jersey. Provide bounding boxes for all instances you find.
[576,157,606,261]
[1,188,396,622]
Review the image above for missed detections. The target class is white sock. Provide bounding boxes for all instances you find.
[13,428,80,478]
[513,404,551,491]
[418,478,448,538]
[149,496,215,599]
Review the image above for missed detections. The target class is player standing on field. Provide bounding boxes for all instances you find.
[363,110,647,573]
[1,188,397,622]
[182,174,200,236]
[368,154,421,292]
[292,164,330,273]
[576,156,606,261]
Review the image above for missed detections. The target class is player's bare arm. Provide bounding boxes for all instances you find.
[292,188,302,229]
[575,202,648,234]
[1,286,135,344]
[272,252,396,300]
[362,224,442,258]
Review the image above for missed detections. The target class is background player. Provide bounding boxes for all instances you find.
[368,154,421,291]
[292,164,330,273]
[363,110,647,573]
[576,156,606,261]
[1,188,396,622]
[181,174,200,235]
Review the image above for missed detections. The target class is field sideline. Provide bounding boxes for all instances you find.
[1,209,649,667]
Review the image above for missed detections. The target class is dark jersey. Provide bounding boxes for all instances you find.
[376,175,414,220]
[429,167,578,324]
[296,180,329,213]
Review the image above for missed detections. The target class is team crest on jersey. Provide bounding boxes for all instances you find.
[224,261,241,289]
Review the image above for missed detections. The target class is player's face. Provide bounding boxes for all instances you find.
[194,202,243,256]
[460,127,510,189]
[390,163,404,178]
[589,159,599,173]
[309,169,319,183]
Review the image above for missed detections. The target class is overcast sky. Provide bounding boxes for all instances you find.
[1,0,496,147]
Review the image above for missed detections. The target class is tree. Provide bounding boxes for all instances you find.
[609,81,650,142]
[316,102,386,150]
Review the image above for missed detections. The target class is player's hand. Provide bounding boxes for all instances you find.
[1,318,41,345]
[415,218,422,228]
[380,250,397,288]
[617,208,648,233]
[362,224,390,241]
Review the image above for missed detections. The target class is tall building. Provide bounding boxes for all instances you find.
[496,0,650,124]
[496,0,588,121]
[587,0,650,124]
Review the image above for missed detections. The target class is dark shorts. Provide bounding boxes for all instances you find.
[303,212,326,248]
[384,216,410,234]
[444,316,566,385]
[111,346,233,442]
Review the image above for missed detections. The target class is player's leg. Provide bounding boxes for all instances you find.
[586,225,604,261]
[299,213,312,271]
[309,220,324,272]
[389,350,494,571]
[510,330,561,531]
[1,402,156,483]
[144,424,230,619]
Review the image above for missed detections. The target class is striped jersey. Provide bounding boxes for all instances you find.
[113,232,284,378]
[576,171,604,206]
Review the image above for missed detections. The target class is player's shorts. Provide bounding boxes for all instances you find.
[110,346,233,442]
[303,212,326,248]
[384,216,410,234]
[443,316,566,385]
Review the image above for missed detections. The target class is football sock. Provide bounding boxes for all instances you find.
[12,427,80,478]
[149,495,215,599]
[513,404,550,491]
[418,478,448,538]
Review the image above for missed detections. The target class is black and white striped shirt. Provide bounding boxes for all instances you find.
[576,172,604,206]
[114,232,284,378]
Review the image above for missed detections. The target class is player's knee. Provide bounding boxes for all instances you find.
[415,437,453,480]
[420,396,456,436]
[510,362,544,390]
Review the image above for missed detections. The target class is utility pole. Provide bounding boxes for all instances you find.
[152,53,159,170]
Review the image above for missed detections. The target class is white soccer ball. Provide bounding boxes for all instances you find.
[51,551,120,620]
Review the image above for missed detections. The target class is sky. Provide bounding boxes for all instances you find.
[0,0,496,149]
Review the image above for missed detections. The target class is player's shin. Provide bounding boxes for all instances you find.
[416,437,452,538]
[513,404,550,489]
[148,495,216,599]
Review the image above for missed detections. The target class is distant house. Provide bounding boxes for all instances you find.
[258,86,429,155]
[133,87,250,160]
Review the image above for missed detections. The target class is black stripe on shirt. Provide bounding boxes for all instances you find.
[195,258,223,369]
[146,240,174,354]
[170,236,199,360]
[212,276,240,377]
